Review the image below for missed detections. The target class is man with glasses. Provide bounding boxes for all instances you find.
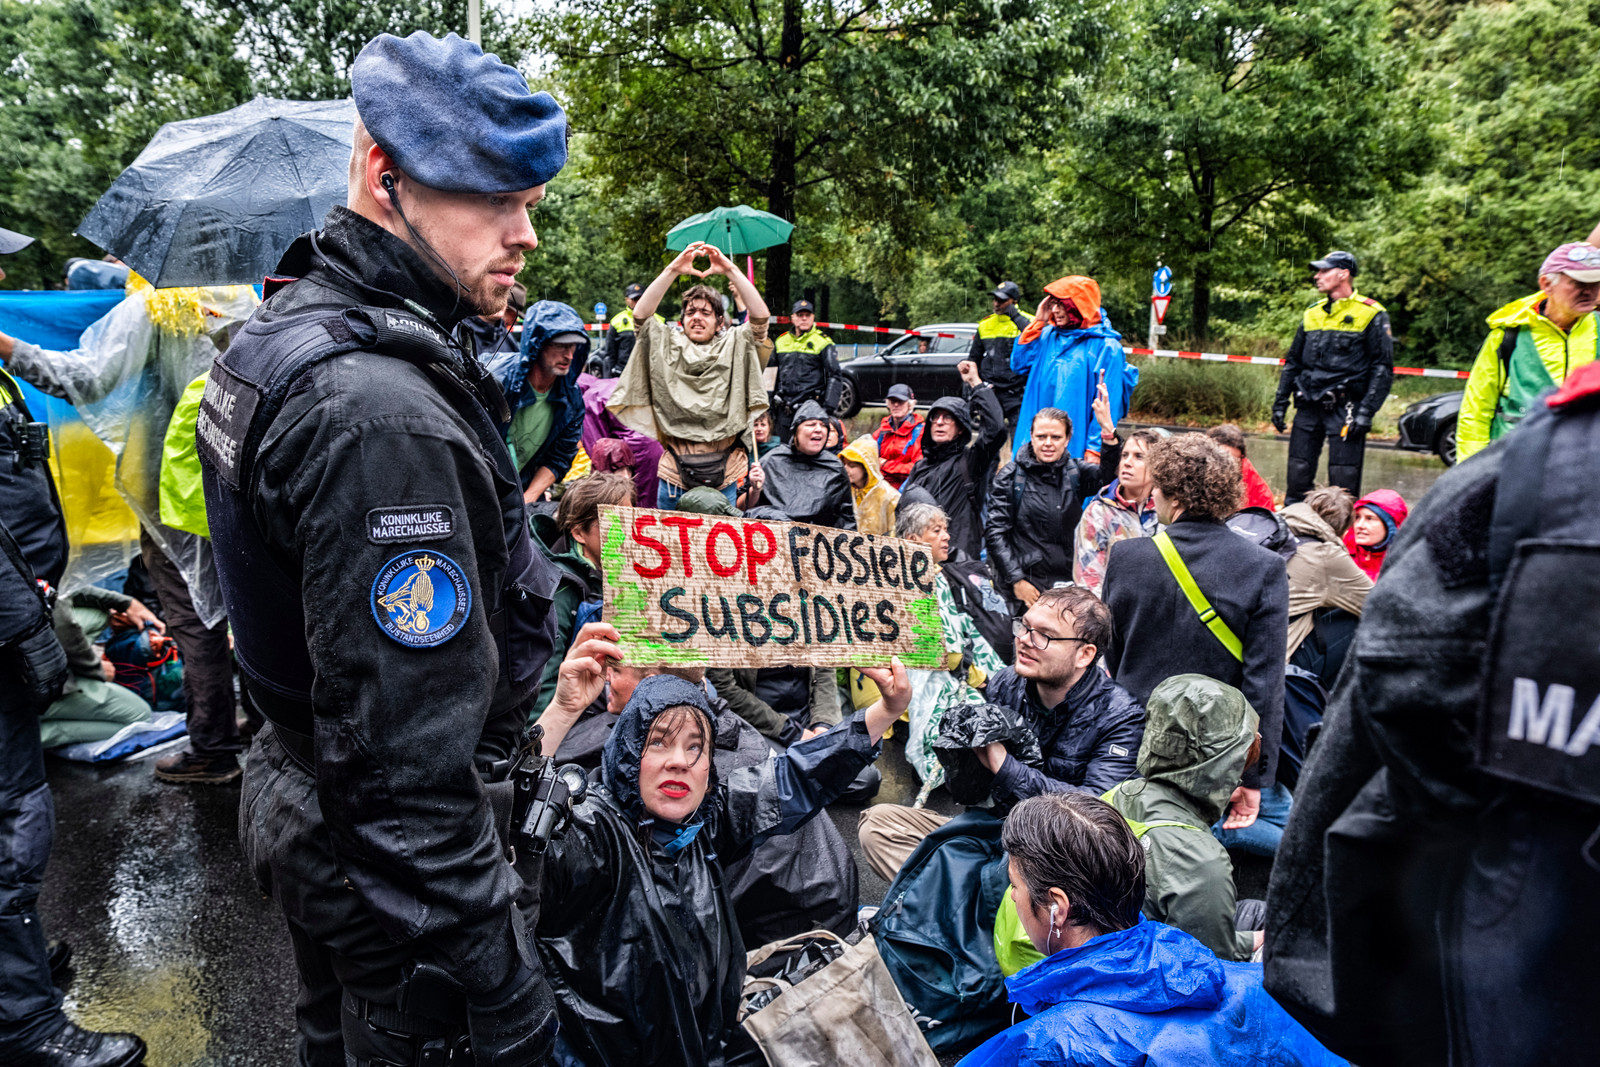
[857,585,1145,880]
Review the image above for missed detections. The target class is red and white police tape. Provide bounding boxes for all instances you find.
[579,319,1469,378]
[1124,345,1469,380]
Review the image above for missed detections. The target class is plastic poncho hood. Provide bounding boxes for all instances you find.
[1135,674,1260,825]
[922,396,974,461]
[601,674,720,828]
[1343,488,1409,579]
[486,299,588,415]
[1020,275,1104,344]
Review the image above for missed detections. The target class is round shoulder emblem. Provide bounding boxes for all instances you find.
[370,550,472,648]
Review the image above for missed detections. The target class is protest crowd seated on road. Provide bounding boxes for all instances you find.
[3,26,1594,1065]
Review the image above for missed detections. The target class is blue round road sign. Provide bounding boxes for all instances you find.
[594,301,608,319]
[1152,267,1173,297]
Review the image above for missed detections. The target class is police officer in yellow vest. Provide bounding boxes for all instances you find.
[1271,251,1393,503]
[967,280,1031,430]
[772,298,843,440]
[1456,242,1600,462]
[604,282,664,377]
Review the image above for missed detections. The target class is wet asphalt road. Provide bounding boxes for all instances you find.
[36,730,953,1066]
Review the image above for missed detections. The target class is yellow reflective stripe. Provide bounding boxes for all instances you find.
[1152,531,1243,661]
[775,328,829,354]
[1302,294,1383,333]
[610,308,635,331]
[977,313,1020,340]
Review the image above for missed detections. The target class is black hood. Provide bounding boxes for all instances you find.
[601,674,719,825]
[923,396,974,460]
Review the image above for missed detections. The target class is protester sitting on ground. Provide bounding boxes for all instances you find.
[580,372,663,508]
[1103,433,1288,840]
[1457,241,1600,461]
[958,793,1347,1067]
[545,655,862,947]
[986,394,1120,610]
[1343,489,1408,581]
[608,240,772,509]
[874,383,925,488]
[485,299,588,502]
[823,414,848,453]
[460,279,525,358]
[1009,275,1134,461]
[40,587,165,748]
[747,399,855,528]
[528,471,635,713]
[1206,423,1275,509]
[1073,428,1162,595]
[840,434,900,535]
[900,363,1007,559]
[530,622,912,1067]
[881,501,1006,807]
[859,585,1143,881]
[1282,486,1372,659]
[1105,675,1265,963]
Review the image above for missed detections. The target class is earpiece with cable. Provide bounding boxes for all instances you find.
[374,168,468,317]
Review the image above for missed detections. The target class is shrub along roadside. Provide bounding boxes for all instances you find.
[1127,357,1461,438]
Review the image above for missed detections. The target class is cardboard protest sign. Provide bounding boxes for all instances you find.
[600,505,946,668]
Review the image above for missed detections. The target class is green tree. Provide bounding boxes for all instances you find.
[524,0,1085,307]
[1359,0,1600,361]
[0,0,251,288]
[239,0,524,98]
[1051,0,1428,342]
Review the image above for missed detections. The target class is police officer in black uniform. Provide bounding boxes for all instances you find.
[196,33,566,1066]
[1266,360,1600,1066]
[1271,251,1393,503]
[771,299,843,441]
[0,230,146,1067]
[967,280,1030,434]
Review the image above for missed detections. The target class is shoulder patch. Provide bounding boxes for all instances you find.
[367,505,455,544]
[371,550,472,647]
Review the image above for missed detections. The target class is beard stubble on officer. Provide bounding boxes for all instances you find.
[346,121,544,318]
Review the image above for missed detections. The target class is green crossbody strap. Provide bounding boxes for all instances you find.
[1151,531,1244,662]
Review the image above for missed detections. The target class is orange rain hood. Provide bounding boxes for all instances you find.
[1020,275,1103,344]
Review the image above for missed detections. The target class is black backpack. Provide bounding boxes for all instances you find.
[941,556,1015,661]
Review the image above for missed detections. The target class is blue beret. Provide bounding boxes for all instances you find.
[352,31,568,194]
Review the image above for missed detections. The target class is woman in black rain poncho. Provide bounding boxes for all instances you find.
[532,625,911,1067]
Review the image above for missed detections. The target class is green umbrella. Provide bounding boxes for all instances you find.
[665,205,793,256]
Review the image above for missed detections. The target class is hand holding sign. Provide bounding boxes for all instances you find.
[600,506,946,670]
[856,655,913,744]
[540,621,626,755]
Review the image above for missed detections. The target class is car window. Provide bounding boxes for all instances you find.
[932,331,974,354]
[882,335,920,359]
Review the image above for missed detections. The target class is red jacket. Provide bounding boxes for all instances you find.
[874,413,924,488]
[1242,458,1275,510]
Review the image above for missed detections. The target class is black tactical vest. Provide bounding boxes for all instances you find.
[197,288,558,735]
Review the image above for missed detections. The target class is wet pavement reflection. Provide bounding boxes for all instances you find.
[39,751,296,1065]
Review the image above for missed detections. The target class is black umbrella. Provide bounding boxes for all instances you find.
[78,96,356,287]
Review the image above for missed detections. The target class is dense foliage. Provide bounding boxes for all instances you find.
[2,0,1595,363]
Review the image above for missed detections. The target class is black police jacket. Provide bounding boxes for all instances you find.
[198,206,559,999]
[900,387,1007,559]
[984,439,1120,589]
[1273,295,1394,420]
[1265,371,1600,1067]
[967,306,1030,397]
[0,370,67,590]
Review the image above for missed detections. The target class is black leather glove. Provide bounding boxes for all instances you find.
[468,968,558,1067]
[14,620,69,707]
[1351,414,1372,434]
[1270,409,1287,434]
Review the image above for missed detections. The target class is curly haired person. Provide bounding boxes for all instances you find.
[1102,433,1288,838]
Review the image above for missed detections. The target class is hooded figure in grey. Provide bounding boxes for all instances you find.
[755,399,854,528]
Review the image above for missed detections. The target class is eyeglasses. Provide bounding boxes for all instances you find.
[1012,619,1092,652]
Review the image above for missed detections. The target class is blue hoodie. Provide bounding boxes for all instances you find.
[958,920,1346,1067]
[483,300,588,487]
[1010,315,1136,459]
